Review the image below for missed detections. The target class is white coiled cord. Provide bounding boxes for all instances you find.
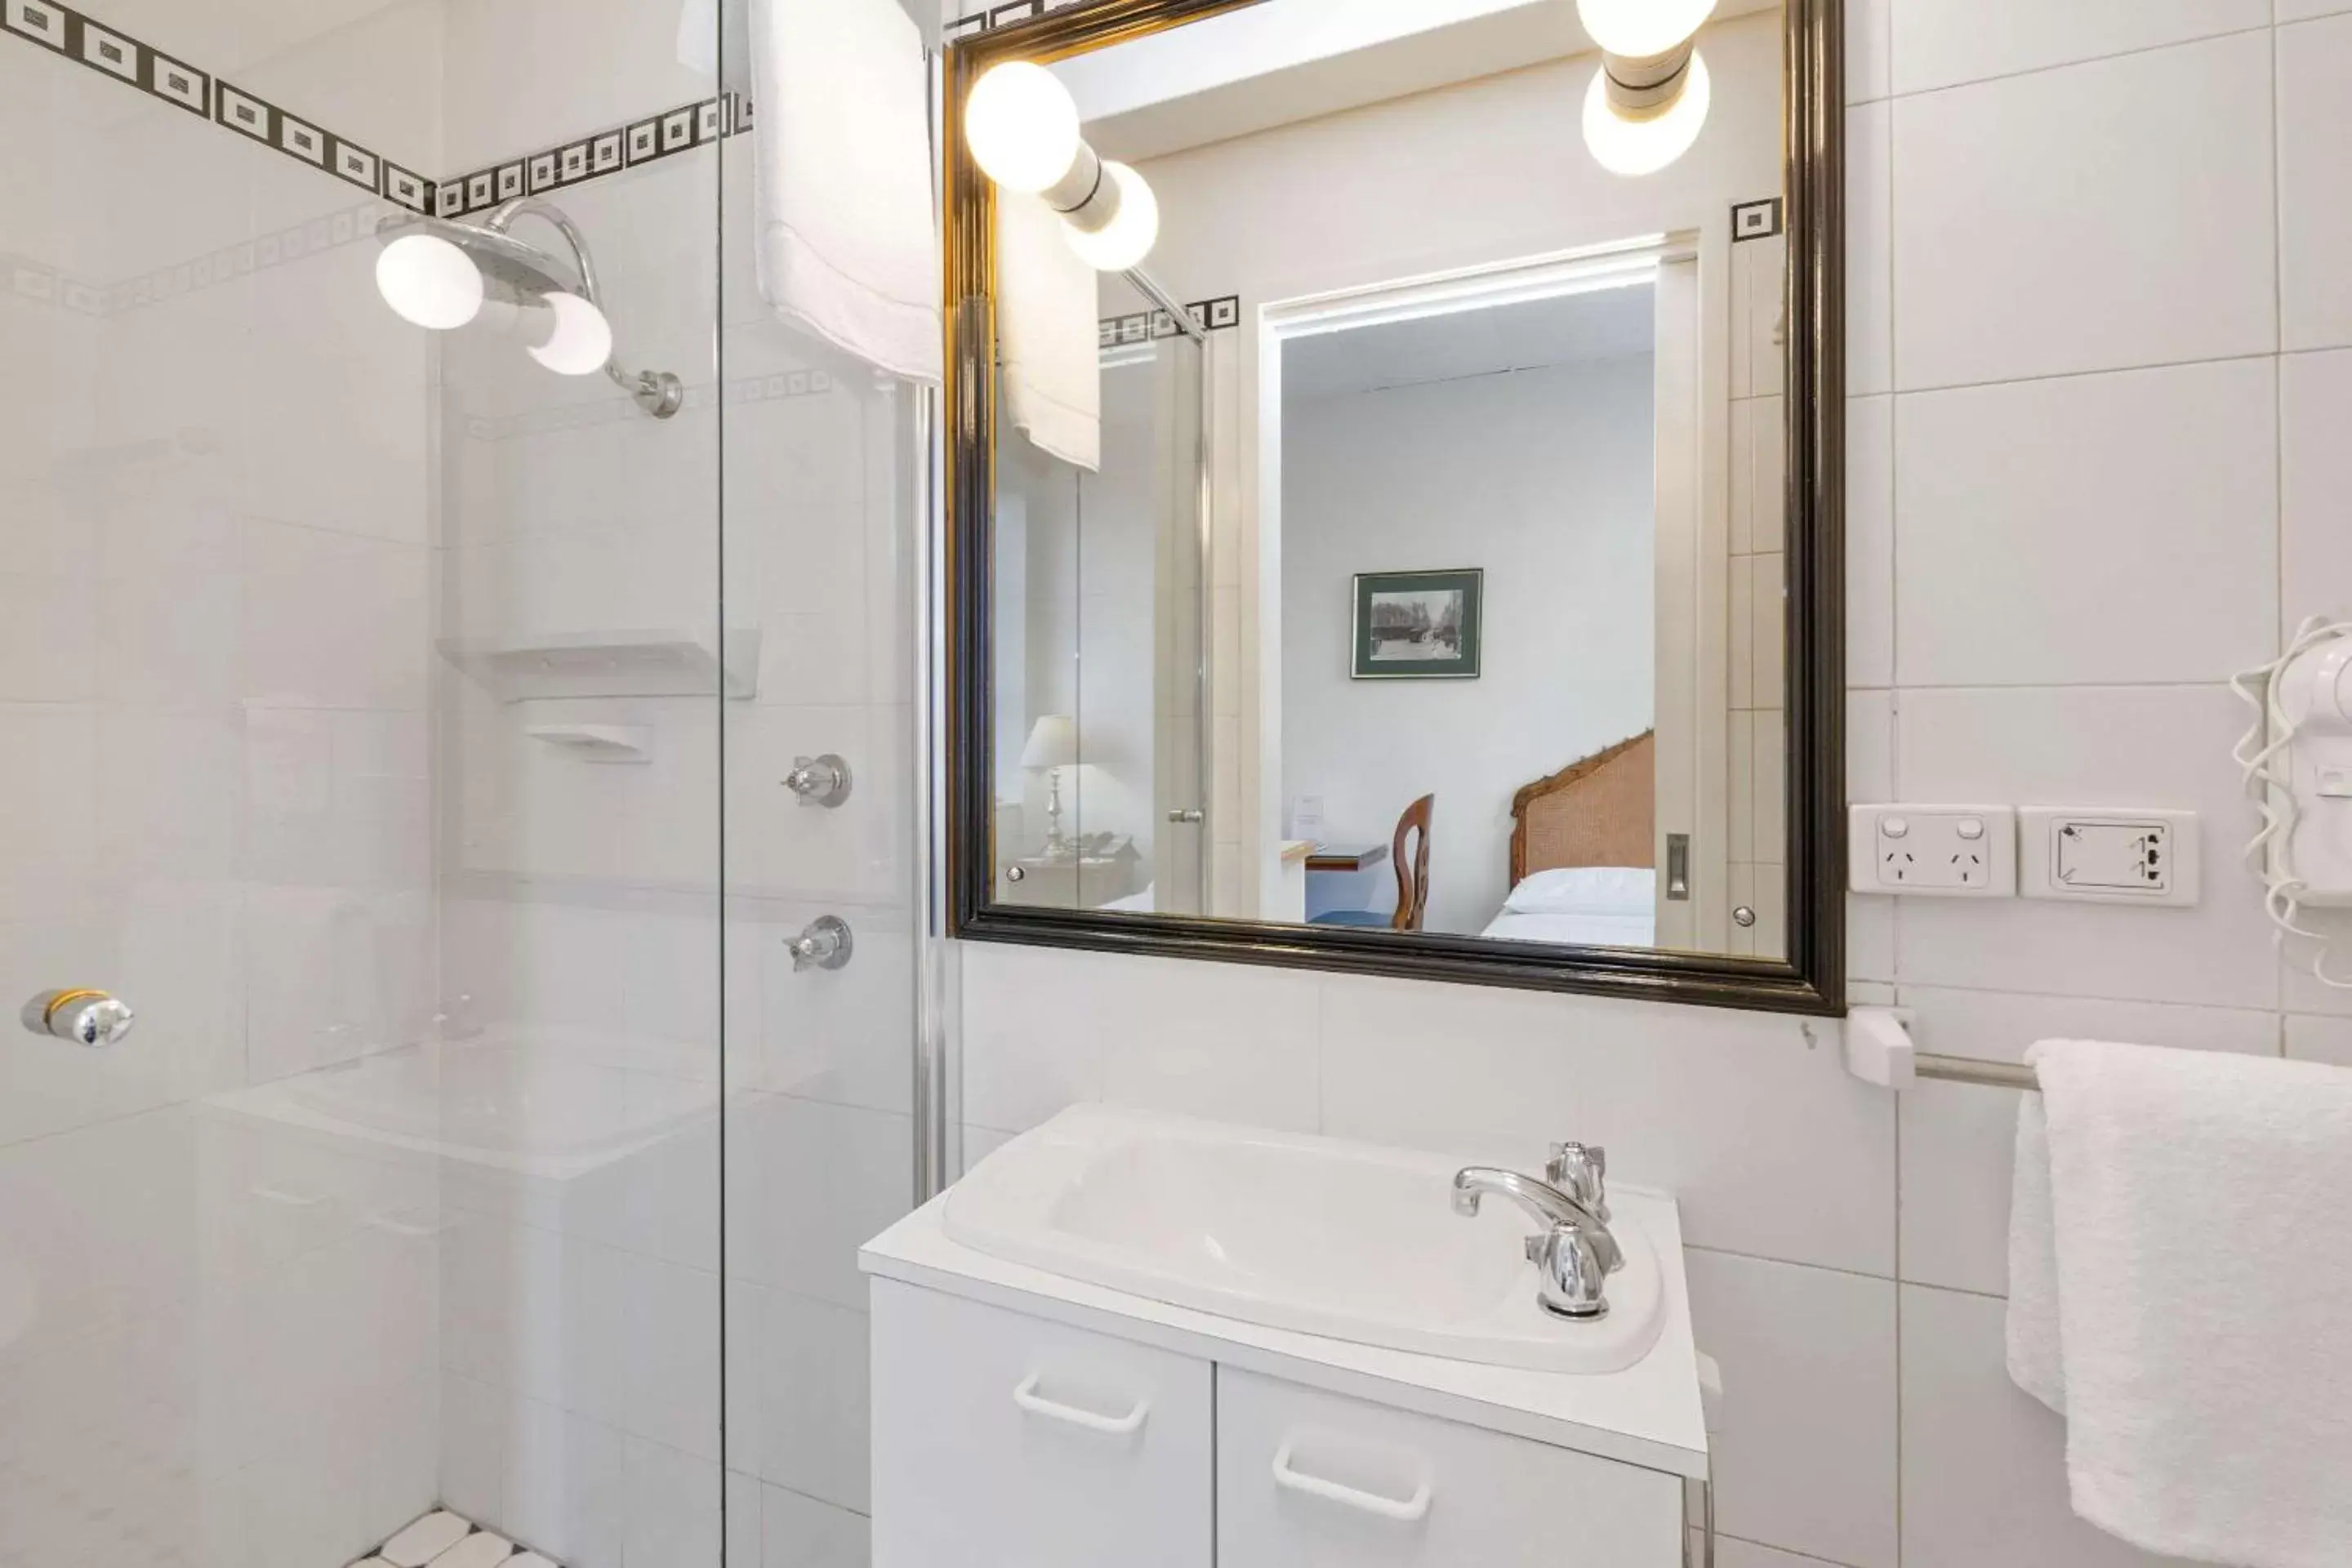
[2231,615,2352,990]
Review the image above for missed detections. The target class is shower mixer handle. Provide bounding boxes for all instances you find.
[788,916,854,973]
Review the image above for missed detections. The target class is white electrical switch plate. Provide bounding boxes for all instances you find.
[1849,805,2017,896]
[2018,807,2199,906]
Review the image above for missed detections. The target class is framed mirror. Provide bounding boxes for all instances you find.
[945,0,1844,1014]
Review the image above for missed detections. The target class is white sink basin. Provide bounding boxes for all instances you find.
[942,1106,1668,1374]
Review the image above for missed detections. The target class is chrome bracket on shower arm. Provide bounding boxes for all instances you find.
[479,196,686,419]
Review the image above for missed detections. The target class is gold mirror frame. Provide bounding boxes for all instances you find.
[942,0,1846,1017]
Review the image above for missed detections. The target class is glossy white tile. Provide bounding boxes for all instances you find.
[1890,0,2268,94]
[1900,1285,2189,1567]
[1845,104,1893,399]
[1893,686,2280,1009]
[2280,348,2352,626]
[1320,977,1896,1275]
[1893,358,2276,688]
[1895,986,2278,1294]
[2278,15,2352,351]
[1891,33,2275,390]
[1685,1249,1899,1568]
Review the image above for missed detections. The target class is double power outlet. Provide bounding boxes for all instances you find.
[1848,804,2200,906]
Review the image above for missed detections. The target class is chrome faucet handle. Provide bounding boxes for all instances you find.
[782,754,852,808]
[1527,1226,1610,1321]
[1451,1165,1623,1321]
[21,989,135,1048]
[1546,1141,1609,1220]
[786,915,853,973]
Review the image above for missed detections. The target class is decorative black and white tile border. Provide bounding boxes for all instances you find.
[435,92,752,220]
[1731,197,1784,243]
[945,0,1095,42]
[1098,293,1241,347]
[2,0,432,211]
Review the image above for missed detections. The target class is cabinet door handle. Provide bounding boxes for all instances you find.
[1272,1443,1432,1523]
[1012,1374,1149,1437]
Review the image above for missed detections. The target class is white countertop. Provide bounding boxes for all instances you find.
[862,1177,1710,1481]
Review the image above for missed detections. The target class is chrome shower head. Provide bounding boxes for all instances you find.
[372,197,682,419]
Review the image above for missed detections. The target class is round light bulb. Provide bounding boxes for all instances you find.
[1583,50,1712,177]
[965,61,1082,194]
[375,234,483,329]
[1576,0,1717,59]
[1063,162,1159,272]
[525,292,614,376]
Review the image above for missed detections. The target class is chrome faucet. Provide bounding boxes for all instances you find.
[1452,1155,1623,1321]
[1547,1140,1610,1221]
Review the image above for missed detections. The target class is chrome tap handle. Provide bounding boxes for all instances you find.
[1546,1141,1609,1220]
[786,915,853,973]
[782,754,852,808]
[1530,1226,1610,1321]
[21,989,135,1048]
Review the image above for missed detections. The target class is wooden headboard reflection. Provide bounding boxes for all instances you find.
[1508,732,1656,885]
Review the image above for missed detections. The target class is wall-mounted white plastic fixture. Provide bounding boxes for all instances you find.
[964,61,1160,270]
[2017,808,2198,906]
[1848,804,2017,896]
[528,724,653,764]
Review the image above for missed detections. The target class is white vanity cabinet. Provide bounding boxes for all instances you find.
[1215,1367,1683,1566]
[870,1282,1214,1568]
[869,1276,1690,1568]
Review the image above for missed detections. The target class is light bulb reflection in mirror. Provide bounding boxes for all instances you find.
[375,234,483,329]
[1576,0,1717,59]
[1063,162,1159,271]
[965,60,1082,194]
[525,292,614,376]
[1583,50,1711,177]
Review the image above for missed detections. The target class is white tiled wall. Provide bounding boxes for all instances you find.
[0,2,444,1560]
[956,5,2344,1566]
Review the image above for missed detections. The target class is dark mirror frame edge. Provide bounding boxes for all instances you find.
[942,0,1847,1018]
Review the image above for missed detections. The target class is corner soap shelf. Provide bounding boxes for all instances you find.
[436,630,760,702]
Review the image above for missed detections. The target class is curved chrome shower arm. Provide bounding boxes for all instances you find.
[480,196,683,417]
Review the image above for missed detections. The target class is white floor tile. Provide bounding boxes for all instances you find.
[428,1533,514,1568]
[1892,359,2276,688]
[1890,0,2267,95]
[381,1512,471,1568]
[1891,33,2274,390]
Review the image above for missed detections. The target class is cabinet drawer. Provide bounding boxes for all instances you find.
[870,1281,1213,1568]
[1216,1367,1683,1568]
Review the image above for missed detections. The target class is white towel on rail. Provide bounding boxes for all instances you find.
[2007,1038,2352,1568]
[997,189,1100,471]
[750,0,942,383]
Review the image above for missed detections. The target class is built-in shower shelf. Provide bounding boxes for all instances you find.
[437,630,760,702]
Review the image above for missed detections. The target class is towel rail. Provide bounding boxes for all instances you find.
[1842,1008,2042,1090]
[1914,1052,2039,1091]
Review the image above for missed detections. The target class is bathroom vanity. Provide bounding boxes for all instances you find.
[862,1107,1710,1566]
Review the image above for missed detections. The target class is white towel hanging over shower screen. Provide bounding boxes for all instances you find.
[746,0,944,384]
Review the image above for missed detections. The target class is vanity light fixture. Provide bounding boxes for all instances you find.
[372,198,684,418]
[964,60,1160,270]
[1575,0,1716,176]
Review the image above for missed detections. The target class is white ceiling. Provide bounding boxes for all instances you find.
[1281,282,1655,402]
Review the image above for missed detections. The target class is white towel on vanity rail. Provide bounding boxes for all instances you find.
[2007,1038,2352,1568]
[750,0,942,383]
[997,189,1100,471]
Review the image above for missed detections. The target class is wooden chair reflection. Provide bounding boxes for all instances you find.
[1310,794,1433,932]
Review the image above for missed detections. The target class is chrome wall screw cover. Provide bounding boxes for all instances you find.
[21,988,136,1047]
[784,754,853,808]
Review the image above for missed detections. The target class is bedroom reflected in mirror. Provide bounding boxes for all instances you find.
[951,0,1842,1009]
